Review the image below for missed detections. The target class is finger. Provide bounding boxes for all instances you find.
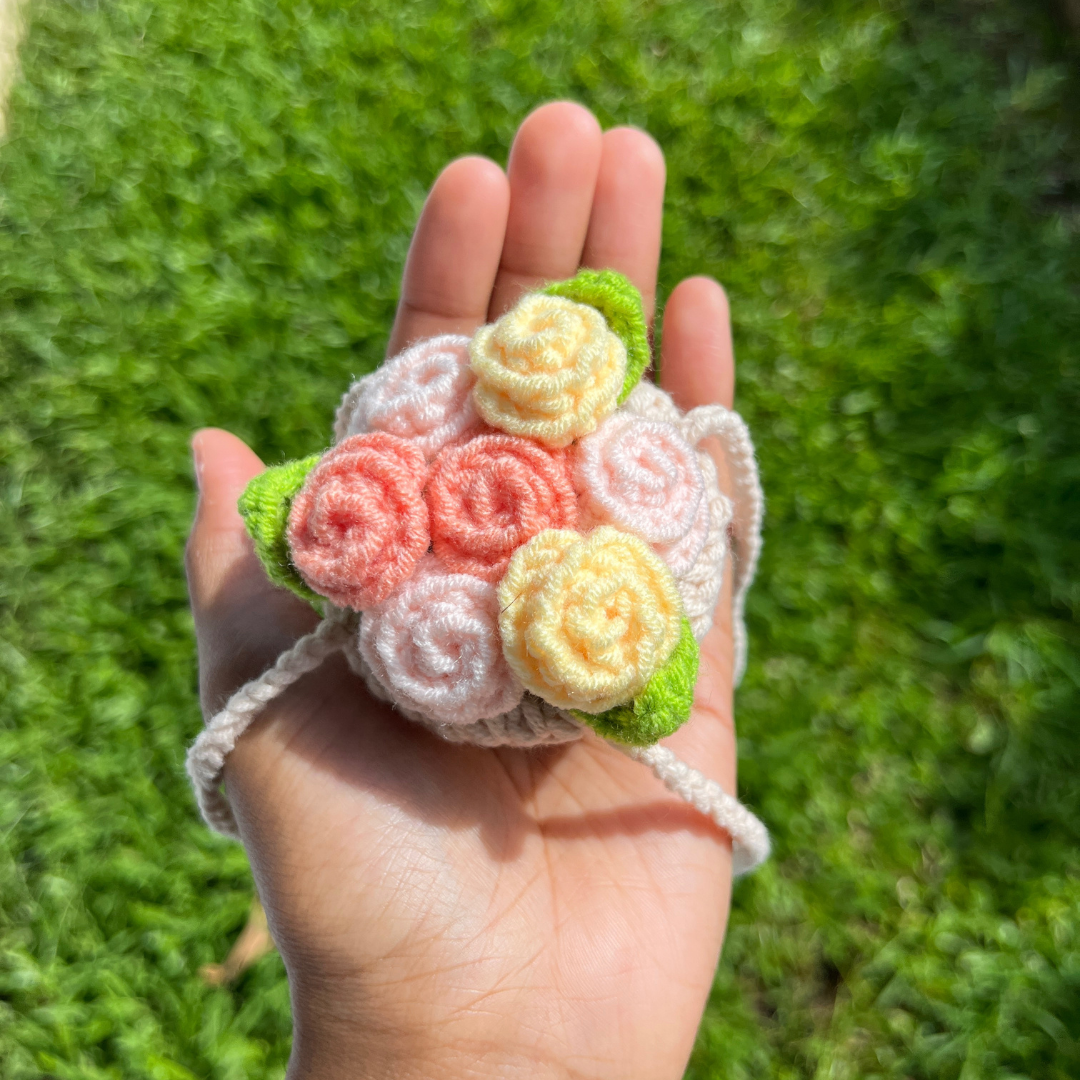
[487,101,604,318]
[186,428,318,712]
[655,278,737,787]
[580,127,666,323]
[187,428,265,611]
[657,276,734,410]
[387,156,510,356]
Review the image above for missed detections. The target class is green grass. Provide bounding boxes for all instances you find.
[1,0,1078,1075]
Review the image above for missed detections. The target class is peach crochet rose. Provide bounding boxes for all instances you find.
[497,526,683,713]
[427,433,577,583]
[287,433,429,610]
[469,294,625,447]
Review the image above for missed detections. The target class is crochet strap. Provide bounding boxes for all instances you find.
[619,743,770,875]
[682,404,764,684]
[186,618,770,873]
[186,617,351,837]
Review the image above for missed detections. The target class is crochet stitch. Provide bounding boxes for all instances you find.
[543,268,651,403]
[237,453,322,603]
[577,617,699,746]
[671,453,731,640]
[427,433,577,582]
[186,270,771,875]
[358,557,523,726]
[680,404,763,681]
[498,526,684,714]
[287,432,429,609]
[622,382,733,641]
[469,293,625,446]
[655,488,712,577]
[334,333,480,458]
[573,411,706,551]
[345,627,584,747]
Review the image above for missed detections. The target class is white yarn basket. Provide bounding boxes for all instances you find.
[186,380,771,875]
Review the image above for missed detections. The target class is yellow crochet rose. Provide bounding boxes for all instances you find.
[469,294,626,447]
[497,526,683,713]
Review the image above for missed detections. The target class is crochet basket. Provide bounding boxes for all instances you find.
[187,270,770,874]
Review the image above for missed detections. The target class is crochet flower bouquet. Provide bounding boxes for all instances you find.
[188,270,770,873]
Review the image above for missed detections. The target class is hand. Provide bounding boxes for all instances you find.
[186,101,741,1080]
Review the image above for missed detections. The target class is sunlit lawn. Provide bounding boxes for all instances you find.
[1,1,1077,1075]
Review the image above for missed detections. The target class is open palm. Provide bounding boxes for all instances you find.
[186,102,743,1079]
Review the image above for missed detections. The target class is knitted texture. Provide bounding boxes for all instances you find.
[621,380,683,425]
[543,268,650,403]
[186,613,353,837]
[680,404,764,679]
[334,334,480,458]
[237,454,322,603]
[194,271,772,874]
[469,293,625,447]
[573,411,706,555]
[357,557,523,725]
[287,432,429,609]
[574,617,699,745]
[622,382,736,642]
[190,626,769,873]
[655,486,712,577]
[673,452,731,639]
[621,744,771,875]
[427,432,577,582]
[345,630,584,747]
[498,526,683,713]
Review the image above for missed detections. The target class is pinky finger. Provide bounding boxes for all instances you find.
[657,277,735,411]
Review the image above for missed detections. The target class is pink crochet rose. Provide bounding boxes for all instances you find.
[426,433,578,583]
[335,334,480,460]
[572,413,706,563]
[358,558,523,725]
[287,433,429,610]
[654,483,711,576]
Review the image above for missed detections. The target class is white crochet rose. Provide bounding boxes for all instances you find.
[673,451,731,640]
[358,558,523,725]
[654,488,712,576]
[621,383,736,642]
[335,334,480,459]
[572,411,707,565]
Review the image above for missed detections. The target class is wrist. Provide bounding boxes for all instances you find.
[287,990,412,1080]
[289,1023,566,1080]
[287,978,570,1080]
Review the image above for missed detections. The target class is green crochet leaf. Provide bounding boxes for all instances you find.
[237,454,323,605]
[543,268,650,403]
[572,618,699,747]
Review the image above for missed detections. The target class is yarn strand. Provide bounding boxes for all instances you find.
[618,742,771,875]
[187,617,770,868]
[681,405,764,684]
[186,617,351,837]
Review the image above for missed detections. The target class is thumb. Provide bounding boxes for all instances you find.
[186,428,319,714]
[187,428,266,610]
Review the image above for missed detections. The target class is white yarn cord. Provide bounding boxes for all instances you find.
[186,616,352,838]
[619,743,771,875]
[187,625,770,868]
[681,405,764,684]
